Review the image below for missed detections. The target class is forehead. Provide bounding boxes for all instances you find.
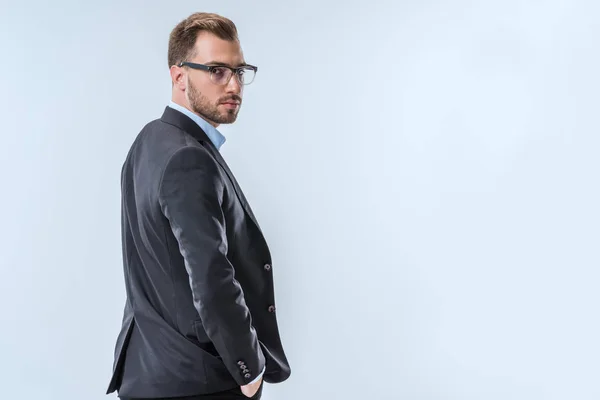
[192,31,245,65]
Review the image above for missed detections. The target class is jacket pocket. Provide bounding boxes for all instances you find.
[192,319,223,361]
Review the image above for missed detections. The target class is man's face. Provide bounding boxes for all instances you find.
[180,32,246,126]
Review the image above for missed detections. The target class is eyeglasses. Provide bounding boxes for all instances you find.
[178,62,258,85]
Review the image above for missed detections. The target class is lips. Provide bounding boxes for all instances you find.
[221,101,240,110]
[221,97,241,106]
[222,102,239,109]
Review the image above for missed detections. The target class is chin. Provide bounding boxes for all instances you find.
[220,114,238,124]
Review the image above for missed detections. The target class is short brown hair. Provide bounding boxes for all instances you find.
[168,12,239,68]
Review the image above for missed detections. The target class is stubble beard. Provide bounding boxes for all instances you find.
[187,78,240,125]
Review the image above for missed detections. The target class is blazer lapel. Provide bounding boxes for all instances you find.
[160,106,263,233]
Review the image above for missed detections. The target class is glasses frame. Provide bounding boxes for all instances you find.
[178,62,258,85]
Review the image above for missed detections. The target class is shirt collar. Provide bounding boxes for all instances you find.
[167,101,226,150]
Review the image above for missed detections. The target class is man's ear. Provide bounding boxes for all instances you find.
[170,65,186,91]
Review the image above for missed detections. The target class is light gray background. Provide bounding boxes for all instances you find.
[1,1,598,399]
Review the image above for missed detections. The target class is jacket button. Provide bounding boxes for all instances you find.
[268,305,276,313]
[244,373,251,379]
[264,263,271,271]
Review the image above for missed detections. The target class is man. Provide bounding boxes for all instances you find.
[106,12,291,400]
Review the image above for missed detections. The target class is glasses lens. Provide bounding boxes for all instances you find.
[237,67,256,85]
[210,67,233,85]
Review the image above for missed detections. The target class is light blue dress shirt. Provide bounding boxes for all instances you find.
[168,101,226,150]
[166,101,265,386]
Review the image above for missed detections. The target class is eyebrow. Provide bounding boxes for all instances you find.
[204,61,248,68]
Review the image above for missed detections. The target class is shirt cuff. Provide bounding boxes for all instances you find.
[247,366,265,385]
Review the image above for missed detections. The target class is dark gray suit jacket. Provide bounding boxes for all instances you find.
[106,106,291,398]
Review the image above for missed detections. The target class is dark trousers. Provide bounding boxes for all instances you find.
[119,382,263,400]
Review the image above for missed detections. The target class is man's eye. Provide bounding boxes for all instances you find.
[212,67,226,76]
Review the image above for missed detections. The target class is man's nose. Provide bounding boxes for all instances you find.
[226,74,242,93]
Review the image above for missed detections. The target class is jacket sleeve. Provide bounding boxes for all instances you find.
[158,145,265,386]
